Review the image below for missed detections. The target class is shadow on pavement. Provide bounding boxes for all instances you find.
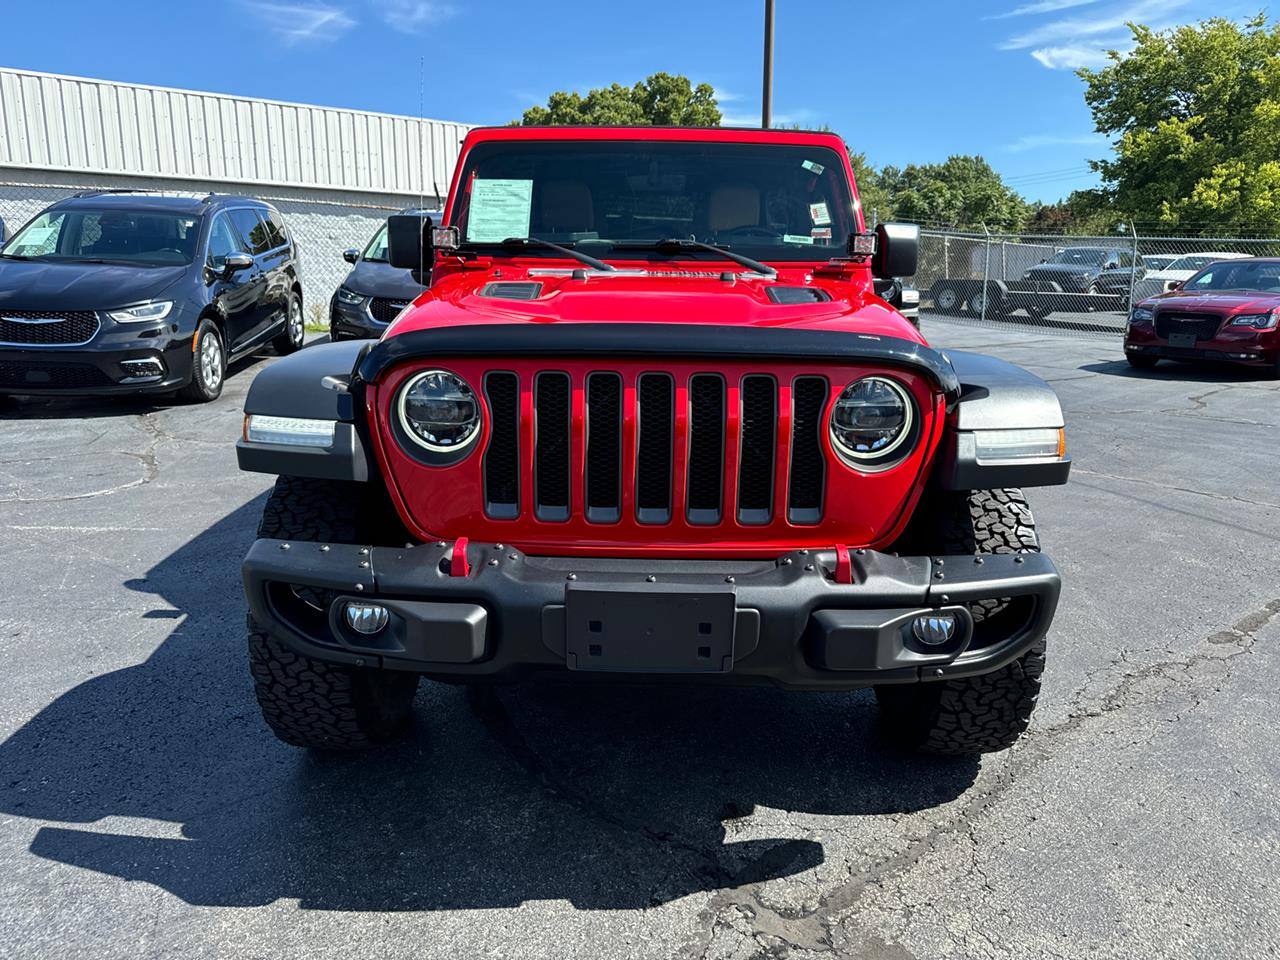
[1080,358,1278,382]
[0,499,979,911]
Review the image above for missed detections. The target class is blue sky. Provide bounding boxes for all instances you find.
[2,0,1265,203]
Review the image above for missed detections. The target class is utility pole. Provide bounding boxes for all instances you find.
[762,0,775,128]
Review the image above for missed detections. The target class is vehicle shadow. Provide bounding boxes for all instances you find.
[1080,358,1278,382]
[0,499,980,911]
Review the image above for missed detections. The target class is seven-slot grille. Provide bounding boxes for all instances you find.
[1155,312,1223,341]
[0,310,100,346]
[369,298,410,324]
[482,369,828,526]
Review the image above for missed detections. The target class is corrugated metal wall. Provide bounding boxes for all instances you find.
[0,67,470,198]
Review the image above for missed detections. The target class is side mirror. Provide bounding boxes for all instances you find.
[387,214,433,270]
[342,248,360,264]
[221,252,254,279]
[873,222,919,280]
[1168,280,1184,291]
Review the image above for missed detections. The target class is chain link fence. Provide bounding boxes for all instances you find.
[916,228,1280,338]
[0,178,413,328]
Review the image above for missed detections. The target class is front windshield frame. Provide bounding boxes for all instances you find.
[1,207,204,266]
[445,139,859,264]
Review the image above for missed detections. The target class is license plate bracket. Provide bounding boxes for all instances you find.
[564,583,737,673]
[1168,332,1197,349]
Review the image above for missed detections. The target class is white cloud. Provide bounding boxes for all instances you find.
[242,1,355,43]
[379,0,456,34]
[1002,0,1187,48]
[1004,132,1106,151]
[985,0,1101,20]
[712,86,742,104]
[721,107,816,128]
[1030,44,1119,68]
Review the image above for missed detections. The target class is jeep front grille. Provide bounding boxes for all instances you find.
[0,310,100,346]
[481,367,828,527]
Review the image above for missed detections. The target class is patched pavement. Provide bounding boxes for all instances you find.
[1,322,1277,959]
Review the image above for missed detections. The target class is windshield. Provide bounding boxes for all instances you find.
[1168,254,1233,273]
[1046,248,1107,266]
[1,209,202,265]
[1183,260,1280,293]
[447,140,857,263]
[362,225,391,263]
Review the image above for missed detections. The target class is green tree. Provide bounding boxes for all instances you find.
[1079,15,1280,233]
[874,156,1029,231]
[848,151,894,224]
[519,73,721,126]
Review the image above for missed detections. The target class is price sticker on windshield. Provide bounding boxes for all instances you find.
[467,179,534,244]
[809,202,831,226]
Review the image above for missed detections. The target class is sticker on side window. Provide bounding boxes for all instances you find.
[466,179,534,243]
[809,202,831,226]
[802,159,825,175]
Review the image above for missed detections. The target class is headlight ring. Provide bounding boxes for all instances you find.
[395,369,482,461]
[828,376,918,471]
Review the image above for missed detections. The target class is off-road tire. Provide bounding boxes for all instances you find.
[876,488,1046,755]
[179,318,225,402]
[1126,353,1159,370]
[248,475,418,750]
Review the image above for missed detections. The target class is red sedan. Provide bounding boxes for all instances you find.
[1124,257,1280,376]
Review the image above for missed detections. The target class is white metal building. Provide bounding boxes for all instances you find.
[0,67,473,312]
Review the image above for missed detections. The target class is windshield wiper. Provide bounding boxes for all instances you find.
[483,237,616,272]
[613,238,776,278]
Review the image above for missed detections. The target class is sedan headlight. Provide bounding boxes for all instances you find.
[335,287,366,306]
[107,301,173,323]
[398,370,481,453]
[1129,307,1154,325]
[1229,311,1277,329]
[829,376,915,469]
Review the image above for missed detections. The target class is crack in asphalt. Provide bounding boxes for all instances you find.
[0,412,161,504]
[1071,468,1280,511]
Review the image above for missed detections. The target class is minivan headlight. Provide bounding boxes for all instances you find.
[335,287,366,306]
[829,376,915,468]
[107,301,173,323]
[397,370,481,453]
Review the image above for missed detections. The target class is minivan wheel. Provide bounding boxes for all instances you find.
[273,292,305,355]
[179,319,225,402]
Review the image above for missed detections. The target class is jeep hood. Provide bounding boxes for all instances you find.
[385,268,921,342]
[0,258,188,311]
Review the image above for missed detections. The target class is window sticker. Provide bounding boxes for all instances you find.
[15,225,57,251]
[809,202,831,226]
[811,227,833,240]
[783,233,815,245]
[466,178,534,243]
[801,159,825,175]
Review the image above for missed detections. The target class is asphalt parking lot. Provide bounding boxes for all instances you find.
[2,320,1278,960]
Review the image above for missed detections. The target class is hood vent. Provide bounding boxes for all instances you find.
[766,287,831,305]
[479,281,543,301]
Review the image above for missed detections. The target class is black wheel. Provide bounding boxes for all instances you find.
[179,318,225,402]
[966,288,1001,317]
[1126,353,1159,370]
[875,488,1046,755]
[1026,305,1051,321]
[248,475,418,750]
[933,285,961,313]
[273,290,305,355]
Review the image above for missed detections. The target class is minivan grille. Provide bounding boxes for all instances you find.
[0,310,100,346]
[369,298,410,324]
[480,368,829,527]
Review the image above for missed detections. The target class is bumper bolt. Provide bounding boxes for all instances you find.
[359,560,369,569]
[645,575,656,582]
[495,543,504,550]
[359,548,369,556]
[508,553,518,560]
[355,658,366,667]
[804,564,815,571]
[855,548,866,555]
[567,573,577,581]
[780,557,792,566]
[974,556,984,565]
[279,543,290,551]
[320,544,330,553]
[725,576,735,583]
[1015,555,1025,564]
[934,571,945,580]
[934,668,944,677]
[488,558,499,566]
[354,583,364,592]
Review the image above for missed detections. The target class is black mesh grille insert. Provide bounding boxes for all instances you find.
[0,311,99,345]
[585,373,622,523]
[1155,312,1222,340]
[0,359,115,389]
[369,298,410,324]
[738,376,776,523]
[687,375,725,523]
[788,377,827,523]
[636,373,674,523]
[483,372,519,518]
[535,372,571,520]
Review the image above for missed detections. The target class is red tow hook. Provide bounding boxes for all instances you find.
[833,545,854,585]
[450,537,471,577]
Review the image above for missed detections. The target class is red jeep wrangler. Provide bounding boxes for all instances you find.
[238,126,1070,755]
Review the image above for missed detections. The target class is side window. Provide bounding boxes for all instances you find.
[206,213,243,268]
[262,208,288,250]
[1118,250,1134,267]
[228,208,270,256]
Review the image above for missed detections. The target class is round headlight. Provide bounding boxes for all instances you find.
[397,370,481,453]
[829,376,914,466]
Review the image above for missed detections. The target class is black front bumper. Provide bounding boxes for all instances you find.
[243,540,1060,690]
[0,338,193,395]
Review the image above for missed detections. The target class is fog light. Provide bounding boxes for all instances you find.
[120,357,165,382]
[345,602,389,635]
[912,613,958,646]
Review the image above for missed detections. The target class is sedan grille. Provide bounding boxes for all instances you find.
[0,310,100,346]
[1155,312,1223,341]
